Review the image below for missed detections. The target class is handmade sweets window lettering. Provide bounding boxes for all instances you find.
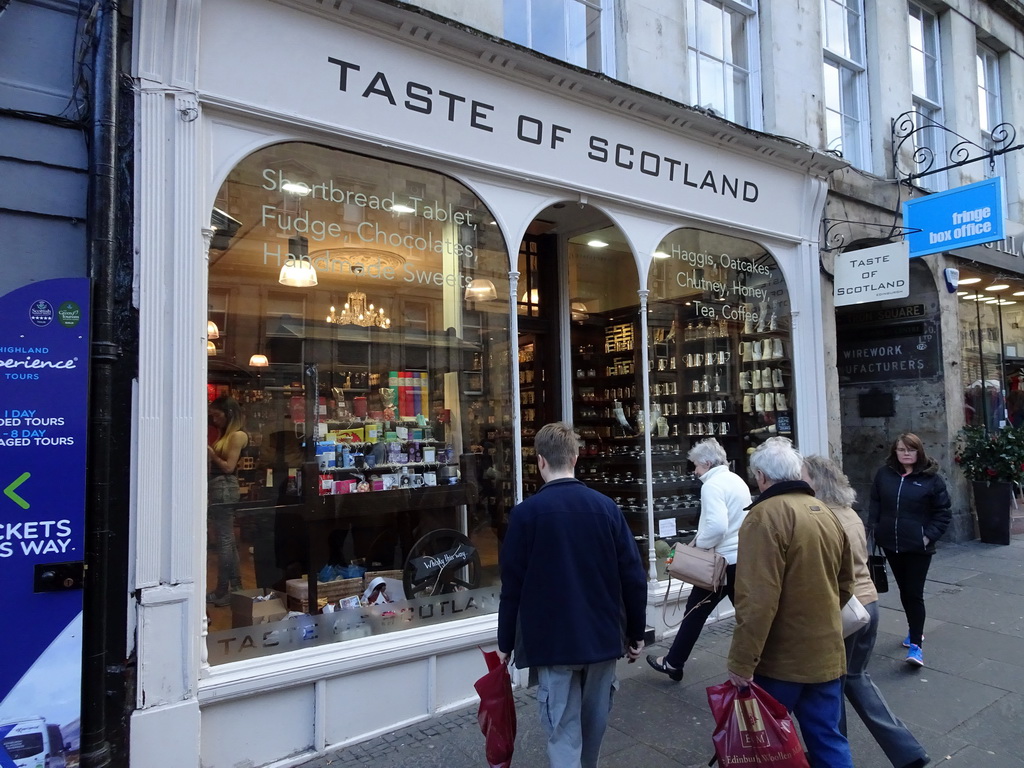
[204,142,512,664]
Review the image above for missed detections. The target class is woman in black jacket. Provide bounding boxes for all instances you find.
[869,433,951,668]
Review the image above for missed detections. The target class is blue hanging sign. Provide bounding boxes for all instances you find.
[0,278,90,764]
[903,177,1005,258]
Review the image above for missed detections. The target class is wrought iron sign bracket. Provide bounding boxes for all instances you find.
[820,218,921,254]
[891,110,1023,183]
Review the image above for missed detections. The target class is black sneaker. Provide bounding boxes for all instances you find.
[646,654,683,682]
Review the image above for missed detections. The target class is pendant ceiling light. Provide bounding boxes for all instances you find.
[248,353,269,367]
[465,278,498,301]
[207,340,217,356]
[207,319,220,339]
[278,236,317,287]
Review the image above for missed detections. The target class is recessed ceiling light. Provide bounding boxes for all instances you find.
[588,239,609,248]
[1013,291,1024,297]
[985,284,1010,291]
[999,300,1017,305]
[956,291,969,296]
[961,294,981,301]
[958,277,981,285]
[391,203,416,213]
[282,182,310,196]
[985,298,1000,304]
[653,251,671,259]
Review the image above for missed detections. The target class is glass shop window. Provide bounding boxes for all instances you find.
[204,142,512,664]
[644,229,792,562]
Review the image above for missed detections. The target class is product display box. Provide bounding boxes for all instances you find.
[230,588,288,627]
[285,577,363,613]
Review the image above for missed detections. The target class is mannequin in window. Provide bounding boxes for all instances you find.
[207,396,248,606]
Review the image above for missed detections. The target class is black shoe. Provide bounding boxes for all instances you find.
[646,654,683,682]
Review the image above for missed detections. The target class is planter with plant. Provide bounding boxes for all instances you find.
[954,424,1022,544]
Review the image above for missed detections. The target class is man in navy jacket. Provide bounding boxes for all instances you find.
[497,422,647,768]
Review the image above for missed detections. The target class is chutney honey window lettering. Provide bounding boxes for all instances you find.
[204,142,512,664]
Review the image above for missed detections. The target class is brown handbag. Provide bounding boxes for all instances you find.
[667,542,727,593]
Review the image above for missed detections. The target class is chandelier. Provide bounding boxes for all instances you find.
[327,292,391,328]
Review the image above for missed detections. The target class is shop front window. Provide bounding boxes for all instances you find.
[644,229,792,564]
[956,266,1023,430]
[565,224,790,576]
[204,142,511,664]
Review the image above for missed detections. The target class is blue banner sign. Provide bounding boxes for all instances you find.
[904,177,1005,258]
[0,278,89,765]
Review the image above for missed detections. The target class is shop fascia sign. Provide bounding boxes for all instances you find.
[903,177,1005,258]
[198,0,814,239]
[833,241,910,306]
[948,218,1024,271]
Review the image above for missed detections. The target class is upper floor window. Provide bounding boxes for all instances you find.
[505,0,613,74]
[908,2,944,187]
[976,43,1001,136]
[821,0,867,166]
[976,43,1004,181]
[687,0,759,127]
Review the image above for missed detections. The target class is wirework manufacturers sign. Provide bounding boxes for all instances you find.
[836,310,941,384]
[833,242,910,306]
[904,177,1005,258]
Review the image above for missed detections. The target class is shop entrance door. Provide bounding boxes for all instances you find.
[517,233,562,499]
[0,279,89,766]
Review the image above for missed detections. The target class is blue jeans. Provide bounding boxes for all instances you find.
[843,601,928,767]
[536,661,618,768]
[753,675,853,768]
[209,475,241,595]
[665,563,736,669]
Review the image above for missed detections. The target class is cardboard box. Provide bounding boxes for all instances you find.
[230,588,287,627]
[285,577,363,613]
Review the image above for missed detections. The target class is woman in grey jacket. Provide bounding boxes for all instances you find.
[869,433,951,668]
[647,438,751,681]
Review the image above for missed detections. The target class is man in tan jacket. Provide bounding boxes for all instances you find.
[727,437,855,768]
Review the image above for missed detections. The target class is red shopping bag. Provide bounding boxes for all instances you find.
[474,649,517,768]
[706,680,809,767]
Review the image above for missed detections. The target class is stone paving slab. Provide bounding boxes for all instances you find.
[292,537,1024,768]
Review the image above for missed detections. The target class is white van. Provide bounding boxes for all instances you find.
[0,717,67,768]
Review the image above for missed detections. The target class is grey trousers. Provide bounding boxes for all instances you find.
[842,601,928,767]
[536,660,618,768]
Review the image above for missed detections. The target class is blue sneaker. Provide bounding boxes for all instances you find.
[902,634,923,648]
[905,644,924,667]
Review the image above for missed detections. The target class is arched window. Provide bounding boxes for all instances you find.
[204,142,511,663]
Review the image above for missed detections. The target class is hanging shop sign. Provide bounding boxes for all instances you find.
[0,278,89,764]
[833,241,910,306]
[835,305,941,384]
[904,178,1006,258]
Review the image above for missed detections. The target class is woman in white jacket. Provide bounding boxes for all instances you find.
[647,438,752,681]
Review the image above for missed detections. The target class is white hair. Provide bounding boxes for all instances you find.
[749,437,803,482]
[687,438,728,467]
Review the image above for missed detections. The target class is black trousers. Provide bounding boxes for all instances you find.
[882,549,933,646]
[665,563,737,669]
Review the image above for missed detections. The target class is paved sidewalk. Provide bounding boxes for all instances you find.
[296,535,1024,767]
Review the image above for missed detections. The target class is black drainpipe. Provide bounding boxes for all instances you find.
[81,1,120,766]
